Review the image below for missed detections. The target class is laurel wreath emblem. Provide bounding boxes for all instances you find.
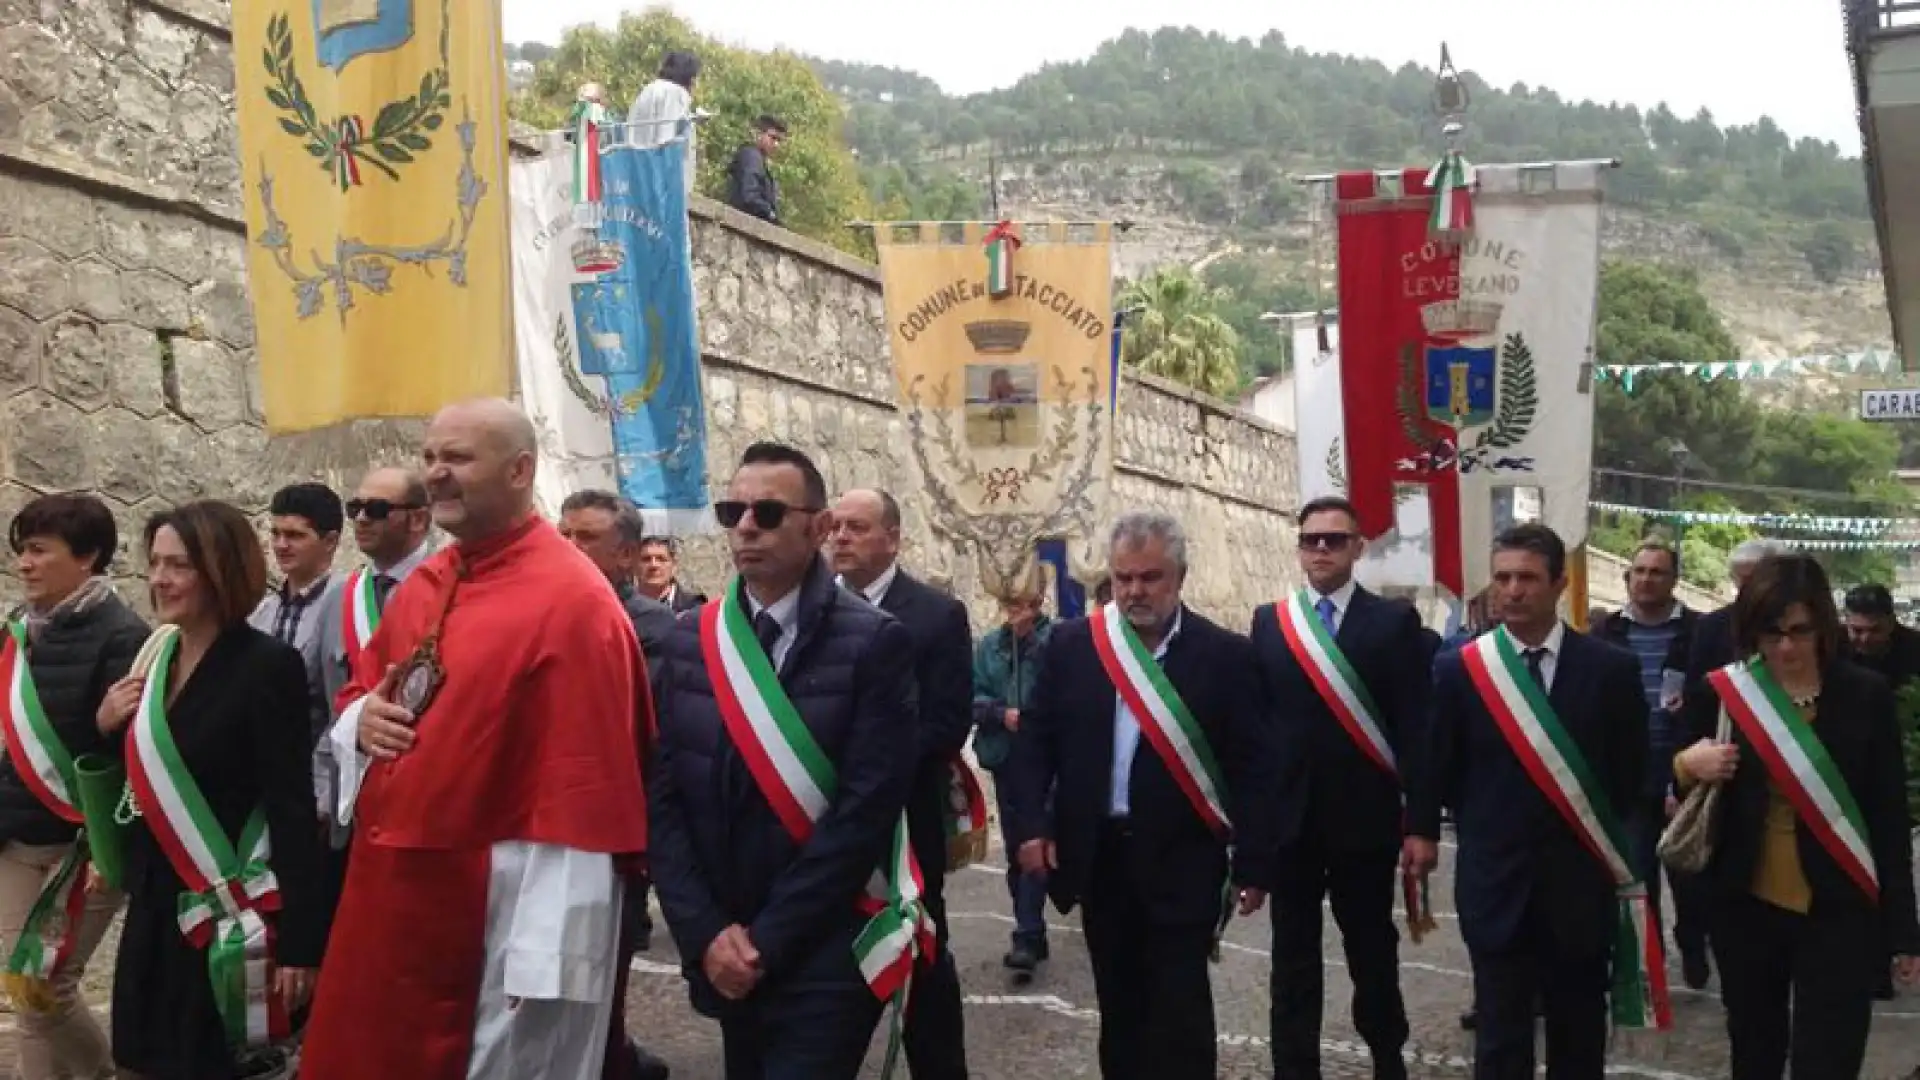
[261,10,451,191]
[1392,332,1537,472]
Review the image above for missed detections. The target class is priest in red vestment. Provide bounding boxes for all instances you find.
[299,398,651,1080]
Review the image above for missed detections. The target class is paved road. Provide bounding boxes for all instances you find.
[621,832,1920,1080]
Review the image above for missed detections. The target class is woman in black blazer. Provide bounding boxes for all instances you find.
[1676,553,1920,1079]
[97,501,327,1080]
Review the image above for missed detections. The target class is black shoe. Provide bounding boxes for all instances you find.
[1681,948,1710,991]
[1033,937,1050,962]
[1003,944,1038,973]
[1459,1008,1476,1031]
[629,1039,671,1080]
[1371,1051,1409,1080]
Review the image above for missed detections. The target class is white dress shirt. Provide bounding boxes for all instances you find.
[1110,608,1184,817]
[837,563,898,609]
[746,584,802,671]
[1309,578,1359,635]
[1508,621,1566,692]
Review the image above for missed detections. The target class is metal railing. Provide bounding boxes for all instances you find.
[1853,0,1920,36]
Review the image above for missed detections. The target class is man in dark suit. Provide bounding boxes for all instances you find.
[558,489,676,1080]
[1406,523,1649,1080]
[649,443,919,1079]
[1251,495,1430,1080]
[828,488,973,1080]
[1009,510,1282,1080]
[636,535,707,613]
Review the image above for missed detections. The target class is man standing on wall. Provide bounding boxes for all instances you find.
[727,115,786,225]
[1251,495,1430,1080]
[829,488,974,1079]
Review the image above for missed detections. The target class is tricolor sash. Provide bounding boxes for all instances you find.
[1274,591,1396,776]
[1708,658,1879,901]
[945,756,989,871]
[123,626,287,1049]
[1089,603,1230,837]
[699,587,936,1078]
[1461,627,1672,1030]
[0,622,95,990]
[339,569,382,660]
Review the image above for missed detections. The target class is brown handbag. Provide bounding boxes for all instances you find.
[1656,706,1732,874]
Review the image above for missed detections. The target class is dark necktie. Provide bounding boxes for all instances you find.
[1523,647,1547,690]
[373,573,396,612]
[753,611,782,658]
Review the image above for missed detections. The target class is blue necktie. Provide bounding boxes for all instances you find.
[1315,596,1338,635]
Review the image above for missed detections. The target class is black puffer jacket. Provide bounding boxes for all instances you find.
[3,592,148,846]
[648,555,916,1017]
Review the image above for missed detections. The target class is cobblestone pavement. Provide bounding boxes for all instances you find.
[3,835,1917,1077]
[620,832,1920,1080]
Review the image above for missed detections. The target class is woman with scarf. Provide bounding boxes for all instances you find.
[103,501,326,1080]
[2,493,148,1079]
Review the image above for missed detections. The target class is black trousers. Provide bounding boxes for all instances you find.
[903,872,970,1080]
[1712,891,1878,1079]
[720,979,885,1080]
[1269,841,1408,1078]
[1467,899,1609,1080]
[1079,823,1218,1080]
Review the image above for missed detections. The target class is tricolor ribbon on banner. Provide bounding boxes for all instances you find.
[568,99,607,207]
[1425,150,1475,236]
[984,221,1021,298]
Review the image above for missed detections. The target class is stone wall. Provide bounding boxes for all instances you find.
[0,0,1304,626]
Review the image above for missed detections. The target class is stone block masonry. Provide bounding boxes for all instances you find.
[0,0,1304,627]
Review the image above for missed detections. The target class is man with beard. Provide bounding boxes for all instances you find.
[1251,496,1430,1080]
[302,399,649,1080]
[311,467,433,917]
[1009,511,1282,1080]
[648,443,921,1078]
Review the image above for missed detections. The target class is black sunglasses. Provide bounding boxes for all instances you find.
[713,499,821,530]
[1297,531,1355,552]
[346,498,423,522]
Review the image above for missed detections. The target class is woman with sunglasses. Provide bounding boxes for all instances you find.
[2,493,148,1080]
[1675,553,1920,1077]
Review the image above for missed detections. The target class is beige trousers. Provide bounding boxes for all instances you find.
[0,840,120,1080]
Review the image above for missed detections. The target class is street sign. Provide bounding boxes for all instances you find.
[1859,388,1920,420]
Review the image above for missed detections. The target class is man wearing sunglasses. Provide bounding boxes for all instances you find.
[1250,495,1431,1080]
[310,467,434,919]
[829,488,973,1080]
[648,443,919,1078]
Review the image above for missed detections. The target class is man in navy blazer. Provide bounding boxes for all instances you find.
[1008,510,1283,1080]
[1406,523,1647,1080]
[1251,495,1432,1080]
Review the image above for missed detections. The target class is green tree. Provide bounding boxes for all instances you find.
[1798,221,1855,285]
[513,11,874,256]
[1116,268,1244,397]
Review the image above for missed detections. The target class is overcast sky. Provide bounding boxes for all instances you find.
[502,0,1863,154]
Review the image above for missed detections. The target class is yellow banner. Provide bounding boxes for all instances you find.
[235,0,511,435]
[876,222,1116,595]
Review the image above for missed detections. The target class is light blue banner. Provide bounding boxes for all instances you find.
[571,140,710,531]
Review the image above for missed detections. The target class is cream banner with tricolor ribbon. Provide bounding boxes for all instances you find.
[875,223,1117,595]
[235,0,512,442]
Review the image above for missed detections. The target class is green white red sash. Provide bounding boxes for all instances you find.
[123,627,287,1049]
[1274,590,1396,776]
[700,587,935,1075]
[1461,627,1671,1030]
[0,622,95,984]
[340,569,382,659]
[1089,603,1230,837]
[944,756,988,870]
[1708,658,1879,901]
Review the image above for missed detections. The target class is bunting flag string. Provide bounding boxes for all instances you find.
[1589,500,1920,536]
[1782,537,1920,552]
[1595,348,1906,393]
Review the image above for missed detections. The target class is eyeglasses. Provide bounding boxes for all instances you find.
[346,498,423,522]
[1758,624,1819,644]
[1297,531,1355,552]
[713,499,821,530]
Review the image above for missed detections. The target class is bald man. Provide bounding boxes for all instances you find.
[829,489,975,1079]
[301,400,652,1080]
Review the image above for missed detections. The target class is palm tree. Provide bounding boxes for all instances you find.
[1115,268,1243,398]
